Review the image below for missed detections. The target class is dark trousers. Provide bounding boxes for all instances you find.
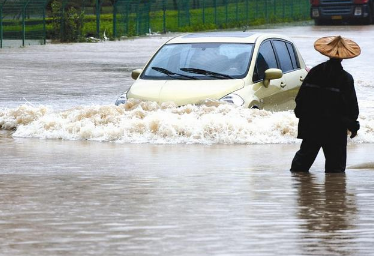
[291,136,347,173]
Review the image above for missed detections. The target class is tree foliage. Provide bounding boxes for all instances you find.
[50,0,85,42]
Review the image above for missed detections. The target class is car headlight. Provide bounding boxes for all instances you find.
[219,93,244,106]
[115,91,128,106]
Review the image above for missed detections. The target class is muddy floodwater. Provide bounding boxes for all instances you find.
[1,24,374,255]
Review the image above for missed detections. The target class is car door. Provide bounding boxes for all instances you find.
[252,40,287,110]
[272,40,306,110]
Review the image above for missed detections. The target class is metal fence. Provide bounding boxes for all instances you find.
[0,0,48,48]
[113,0,311,38]
[1,0,311,48]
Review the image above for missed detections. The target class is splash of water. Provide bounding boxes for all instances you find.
[1,99,373,144]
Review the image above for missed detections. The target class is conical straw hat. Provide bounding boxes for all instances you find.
[314,36,361,59]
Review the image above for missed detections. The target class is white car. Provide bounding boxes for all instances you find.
[116,32,307,110]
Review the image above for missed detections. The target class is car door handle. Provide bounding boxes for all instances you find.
[300,76,304,82]
[280,82,286,88]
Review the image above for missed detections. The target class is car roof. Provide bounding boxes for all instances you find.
[166,32,292,44]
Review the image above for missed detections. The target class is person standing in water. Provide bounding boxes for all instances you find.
[290,36,360,173]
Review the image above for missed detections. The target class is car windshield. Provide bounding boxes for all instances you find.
[142,43,254,80]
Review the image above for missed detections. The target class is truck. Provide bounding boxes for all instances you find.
[310,0,374,25]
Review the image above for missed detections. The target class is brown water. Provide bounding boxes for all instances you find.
[1,130,374,256]
[1,24,374,255]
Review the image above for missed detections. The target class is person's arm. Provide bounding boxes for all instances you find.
[294,70,314,119]
[347,77,359,121]
[342,74,360,138]
[294,85,306,119]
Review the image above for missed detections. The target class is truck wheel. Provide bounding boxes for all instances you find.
[363,15,372,25]
[314,19,322,26]
[314,19,329,26]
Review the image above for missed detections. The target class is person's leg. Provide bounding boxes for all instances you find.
[322,136,347,173]
[291,139,321,172]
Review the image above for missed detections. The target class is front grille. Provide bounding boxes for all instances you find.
[321,6,353,15]
[320,0,354,4]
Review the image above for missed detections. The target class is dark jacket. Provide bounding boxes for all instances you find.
[294,59,359,140]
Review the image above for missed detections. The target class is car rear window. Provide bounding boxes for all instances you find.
[273,40,294,73]
[286,42,300,70]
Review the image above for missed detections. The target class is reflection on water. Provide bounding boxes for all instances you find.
[293,173,357,256]
[0,136,374,255]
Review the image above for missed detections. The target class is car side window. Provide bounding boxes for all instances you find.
[273,40,293,73]
[286,42,300,69]
[253,41,277,82]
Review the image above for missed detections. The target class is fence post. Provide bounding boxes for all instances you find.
[126,1,129,35]
[113,0,117,38]
[0,3,3,49]
[23,0,32,46]
[96,0,100,38]
[214,0,217,25]
[162,0,166,33]
[148,2,151,32]
[22,6,25,47]
[235,0,238,22]
[291,0,294,18]
[22,1,29,47]
[187,0,190,26]
[225,0,228,25]
[61,0,67,41]
[136,1,139,35]
[303,0,307,19]
[0,0,9,48]
[202,0,205,24]
[255,0,258,20]
[43,2,46,45]
[245,0,248,24]
[265,0,268,23]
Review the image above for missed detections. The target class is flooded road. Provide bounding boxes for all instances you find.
[1,133,374,256]
[1,24,374,255]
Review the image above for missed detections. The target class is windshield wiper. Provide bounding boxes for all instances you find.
[180,68,233,79]
[152,67,197,80]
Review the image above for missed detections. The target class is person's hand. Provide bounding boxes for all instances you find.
[350,131,357,139]
[348,121,359,139]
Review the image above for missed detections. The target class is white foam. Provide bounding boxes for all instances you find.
[2,100,373,144]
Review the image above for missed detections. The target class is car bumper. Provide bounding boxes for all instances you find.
[311,4,371,20]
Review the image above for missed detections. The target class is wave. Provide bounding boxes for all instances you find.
[1,99,373,144]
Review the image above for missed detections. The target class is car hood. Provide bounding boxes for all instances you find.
[127,79,245,106]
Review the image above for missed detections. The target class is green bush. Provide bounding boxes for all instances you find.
[50,0,85,42]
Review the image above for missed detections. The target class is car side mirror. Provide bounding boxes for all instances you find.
[263,68,283,88]
[131,69,143,80]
